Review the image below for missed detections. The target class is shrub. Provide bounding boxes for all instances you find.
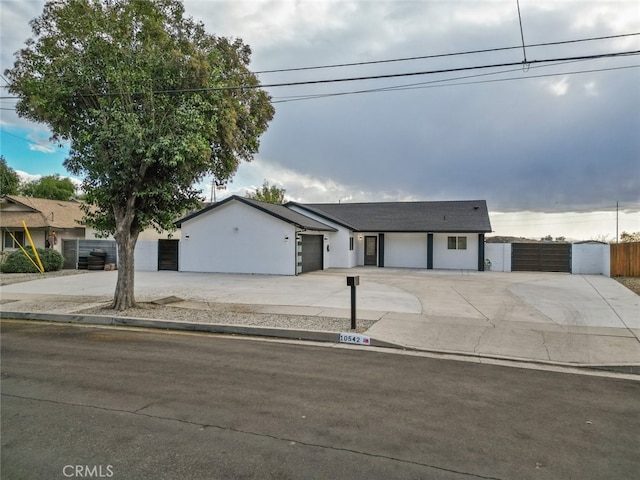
[0,248,64,273]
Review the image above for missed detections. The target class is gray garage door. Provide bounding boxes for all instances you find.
[301,235,323,273]
[512,243,571,273]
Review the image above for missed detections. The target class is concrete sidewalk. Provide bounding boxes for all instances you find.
[1,268,639,370]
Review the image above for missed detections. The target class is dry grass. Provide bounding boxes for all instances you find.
[615,277,640,295]
[0,269,90,286]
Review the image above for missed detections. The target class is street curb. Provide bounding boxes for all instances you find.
[0,310,399,348]
[2,311,638,375]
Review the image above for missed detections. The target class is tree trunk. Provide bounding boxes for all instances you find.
[112,231,138,310]
[112,228,139,310]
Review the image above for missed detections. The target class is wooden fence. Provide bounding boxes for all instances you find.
[610,242,640,277]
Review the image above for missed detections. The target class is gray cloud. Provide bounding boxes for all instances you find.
[2,0,639,214]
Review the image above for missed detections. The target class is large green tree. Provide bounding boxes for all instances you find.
[21,174,76,200]
[0,157,21,195]
[246,180,286,204]
[6,0,274,309]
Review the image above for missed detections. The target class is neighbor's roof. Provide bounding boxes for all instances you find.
[175,195,337,232]
[0,195,86,229]
[289,200,492,233]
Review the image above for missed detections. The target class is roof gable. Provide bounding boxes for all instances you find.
[176,195,337,232]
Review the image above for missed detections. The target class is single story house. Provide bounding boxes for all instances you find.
[1,195,87,254]
[176,195,492,275]
[1,194,181,270]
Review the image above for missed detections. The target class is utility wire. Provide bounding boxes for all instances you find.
[252,32,639,75]
[2,59,637,105]
[149,50,640,94]
[0,30,635,86]
[0,47,637,100]
[271,59,637,103]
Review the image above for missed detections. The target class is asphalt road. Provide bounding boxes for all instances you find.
[1,320,638,480]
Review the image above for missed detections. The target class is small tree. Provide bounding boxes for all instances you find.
[246,180,286,204]
[6,0,274,309]
[620,231,640,243]
[0,156,21,195]
[20,174,76,200]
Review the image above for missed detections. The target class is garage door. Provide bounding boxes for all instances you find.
[301,235,323,273]
[512,243,571,273]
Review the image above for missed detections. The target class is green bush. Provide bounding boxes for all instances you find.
[0,248,64,273]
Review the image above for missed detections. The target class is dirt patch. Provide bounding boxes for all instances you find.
[615,277,640,295]
[0,270,91,286]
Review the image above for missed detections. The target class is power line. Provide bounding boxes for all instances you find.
[2,31,633,84]
[271,62,639,104]
[0,129,34,142]
[0,37,637,99]
[100,50,640,96]
[3,62,636,111]
[252,32,640,75]
[0,44,637,101]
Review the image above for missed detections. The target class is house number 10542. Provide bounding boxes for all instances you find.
[339,333,371,345]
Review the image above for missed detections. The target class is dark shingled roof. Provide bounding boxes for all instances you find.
[289,200,492,233]
[176,195,337,232]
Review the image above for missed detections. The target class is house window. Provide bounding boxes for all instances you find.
[349,237,354,251]
[4,230,24,249]
[448,236,467,250]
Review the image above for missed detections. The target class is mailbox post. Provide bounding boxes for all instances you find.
[346,276,359,330]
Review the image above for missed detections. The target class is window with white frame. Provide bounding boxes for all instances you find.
[447,236,467,250]
[349,237,354,251]
[4,230,25,249]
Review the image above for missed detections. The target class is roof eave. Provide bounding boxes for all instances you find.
[176,196,337,232]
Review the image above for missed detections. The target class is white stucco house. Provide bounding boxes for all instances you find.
[176,196,492,275]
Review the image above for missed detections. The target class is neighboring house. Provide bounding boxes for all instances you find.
[176,195,492,275]
[1,194,181,271]
[1,195,86,254]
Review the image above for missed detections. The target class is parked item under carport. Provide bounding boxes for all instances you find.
[87,250,107,271]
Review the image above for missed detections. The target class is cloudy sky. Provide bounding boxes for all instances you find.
[1,0,639,240]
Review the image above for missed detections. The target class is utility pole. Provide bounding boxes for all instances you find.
[616,201,619,244]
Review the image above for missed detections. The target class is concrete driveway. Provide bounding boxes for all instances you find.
[344,268,640,366]
[1,268,639,367]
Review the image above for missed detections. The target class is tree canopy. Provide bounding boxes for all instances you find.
[620,231,640,243]
[246,180,286,204]
[5,0,274,309]
[21,174,77,200]
[0,157,21,195]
